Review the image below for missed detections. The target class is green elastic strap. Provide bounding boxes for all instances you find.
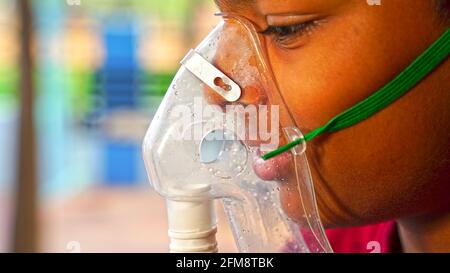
[263,28,450,161]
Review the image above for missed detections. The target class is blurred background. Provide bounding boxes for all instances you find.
[0,0,236,252]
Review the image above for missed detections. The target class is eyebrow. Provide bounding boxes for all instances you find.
[266,14,319,26]
[215,0,255,10]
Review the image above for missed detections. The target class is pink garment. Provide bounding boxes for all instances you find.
[326,221,402,253]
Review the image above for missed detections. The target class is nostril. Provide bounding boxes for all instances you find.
[214,77,232,92]
[202,84,227,107]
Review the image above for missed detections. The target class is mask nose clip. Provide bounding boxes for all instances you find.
[181,49,241,102]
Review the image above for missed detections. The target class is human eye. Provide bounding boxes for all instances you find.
[261,20,322,49]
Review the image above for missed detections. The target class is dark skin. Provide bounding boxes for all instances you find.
[211,0,450,252]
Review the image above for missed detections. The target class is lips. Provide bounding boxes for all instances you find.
[252,149,292,181]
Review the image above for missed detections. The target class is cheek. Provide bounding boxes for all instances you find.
[263,3,447,226]
[266,55,450,227]
[266,42,387,133]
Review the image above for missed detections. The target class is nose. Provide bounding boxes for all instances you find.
[202,20,267,107]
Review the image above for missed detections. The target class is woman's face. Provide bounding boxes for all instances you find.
[213,0,450,228]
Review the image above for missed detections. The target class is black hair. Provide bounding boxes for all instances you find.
[436,0,450,21]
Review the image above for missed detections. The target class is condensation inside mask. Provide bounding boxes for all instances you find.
[142,15,332,253]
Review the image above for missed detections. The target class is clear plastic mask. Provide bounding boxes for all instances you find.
[143,14,332,253]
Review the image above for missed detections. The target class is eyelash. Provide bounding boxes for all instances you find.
[262,20,319,45]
